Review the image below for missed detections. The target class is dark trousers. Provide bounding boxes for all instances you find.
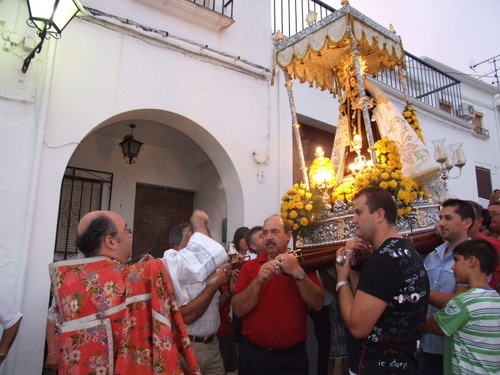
[217,333,238,373]
[232,313,243,342]
[417,350,443,375]
[308,306,331,375]
[238,336,308,375]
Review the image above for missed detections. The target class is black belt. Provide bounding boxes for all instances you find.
[189,335,215,344]
[243,336,304,354]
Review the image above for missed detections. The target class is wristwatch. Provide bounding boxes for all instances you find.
[335,280,351,292]
[0,353,6,363]
[293,268,305,281]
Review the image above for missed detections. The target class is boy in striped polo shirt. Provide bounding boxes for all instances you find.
[424,238,500,374]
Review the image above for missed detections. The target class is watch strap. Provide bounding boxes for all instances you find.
[293,268,305,280]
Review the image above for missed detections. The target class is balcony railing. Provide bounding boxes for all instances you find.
[272,0,467,121]
[191,0,234,18]
[473,126,490,137]
[272,0,335,37]
[376,51,463,117]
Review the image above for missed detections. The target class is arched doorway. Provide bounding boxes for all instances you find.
[35,108,244,374]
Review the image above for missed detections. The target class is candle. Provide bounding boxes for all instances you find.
[315,146,325,160]
[444,157,453,171]
[352,134,362,151]
[435,144,447,163]
[455,147,465,167]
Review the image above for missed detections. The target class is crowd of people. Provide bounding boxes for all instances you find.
[1,187,500,374]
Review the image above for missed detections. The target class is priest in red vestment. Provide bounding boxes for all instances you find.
[49,210,226,375]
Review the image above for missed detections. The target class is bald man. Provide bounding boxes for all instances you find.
[48,210,226,375]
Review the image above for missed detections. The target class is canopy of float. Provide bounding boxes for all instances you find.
[275,4,405,93]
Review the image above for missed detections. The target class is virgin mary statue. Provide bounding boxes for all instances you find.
[331,76,440,185]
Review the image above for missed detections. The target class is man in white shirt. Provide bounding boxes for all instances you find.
[0,295,22,366]
[164,221,229,375]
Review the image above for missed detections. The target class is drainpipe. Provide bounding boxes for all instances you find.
[494,93,500,152]
[9,38,56,374]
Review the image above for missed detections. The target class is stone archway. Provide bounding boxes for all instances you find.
[18,108,244,374]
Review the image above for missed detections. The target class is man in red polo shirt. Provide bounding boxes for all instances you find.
[231,215,324,375]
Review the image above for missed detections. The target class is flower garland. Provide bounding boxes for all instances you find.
[280,183,324,234]
[402,102,425,144]
[332,137,429,217]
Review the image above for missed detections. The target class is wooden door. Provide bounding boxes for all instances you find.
[132,183,194,259]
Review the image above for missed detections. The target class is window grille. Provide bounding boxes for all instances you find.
[53,167,113,260]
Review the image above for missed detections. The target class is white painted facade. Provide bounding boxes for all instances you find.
[0,0,498,373]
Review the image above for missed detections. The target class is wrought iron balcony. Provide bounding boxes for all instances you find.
[272,0,335,37]
[376,51,464,118]
[190,0,233,18]
[272,0,469,122]
[473,126,490,137]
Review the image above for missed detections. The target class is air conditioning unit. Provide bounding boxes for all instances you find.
[460,102,475,120]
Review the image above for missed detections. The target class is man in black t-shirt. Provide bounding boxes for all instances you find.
[334,187,430,374]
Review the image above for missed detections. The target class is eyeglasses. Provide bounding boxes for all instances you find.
[112,228,133,236]
[490,211,500,217]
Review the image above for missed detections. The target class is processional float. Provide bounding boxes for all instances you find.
[274,1,442,270]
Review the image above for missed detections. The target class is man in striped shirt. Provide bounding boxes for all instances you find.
[424,239,500,374]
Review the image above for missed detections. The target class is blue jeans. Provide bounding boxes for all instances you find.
[417,350,443,375]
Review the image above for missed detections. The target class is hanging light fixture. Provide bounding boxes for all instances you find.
[119,124,144,164]
[23,0,86,73]
[432,139,467,191]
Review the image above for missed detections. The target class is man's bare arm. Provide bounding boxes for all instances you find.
[232,261,278,317]
[423,315,443,335]
[429,285,468,309]
[231,278,262,318]
[279,254,324,311]
[294,275,325,311]
[180,267,228,324]
[334,247,386,339]
[0,317,22,364]
[190,210,210,236]
[338,287,387,339]
[45,319,59,369]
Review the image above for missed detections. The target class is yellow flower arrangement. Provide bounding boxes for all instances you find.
[280,183,324,234]
[332,137,429,217]
[402,102,425,144]
[308,152,336,189]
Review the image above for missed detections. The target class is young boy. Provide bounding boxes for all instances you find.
[424,238,500,374]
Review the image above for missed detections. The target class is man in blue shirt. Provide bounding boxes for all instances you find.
[418,199,474,375]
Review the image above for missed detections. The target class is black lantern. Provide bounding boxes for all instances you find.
[23,0,86,73]
[119,125,144,164]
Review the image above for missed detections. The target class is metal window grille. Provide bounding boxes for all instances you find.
[53,167,113,260]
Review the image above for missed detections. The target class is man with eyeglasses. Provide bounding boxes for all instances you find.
[488,201,500,239]
[47,209,226,375]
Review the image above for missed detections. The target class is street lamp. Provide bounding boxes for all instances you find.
[23,0,86,73]
[119,125,144,164]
